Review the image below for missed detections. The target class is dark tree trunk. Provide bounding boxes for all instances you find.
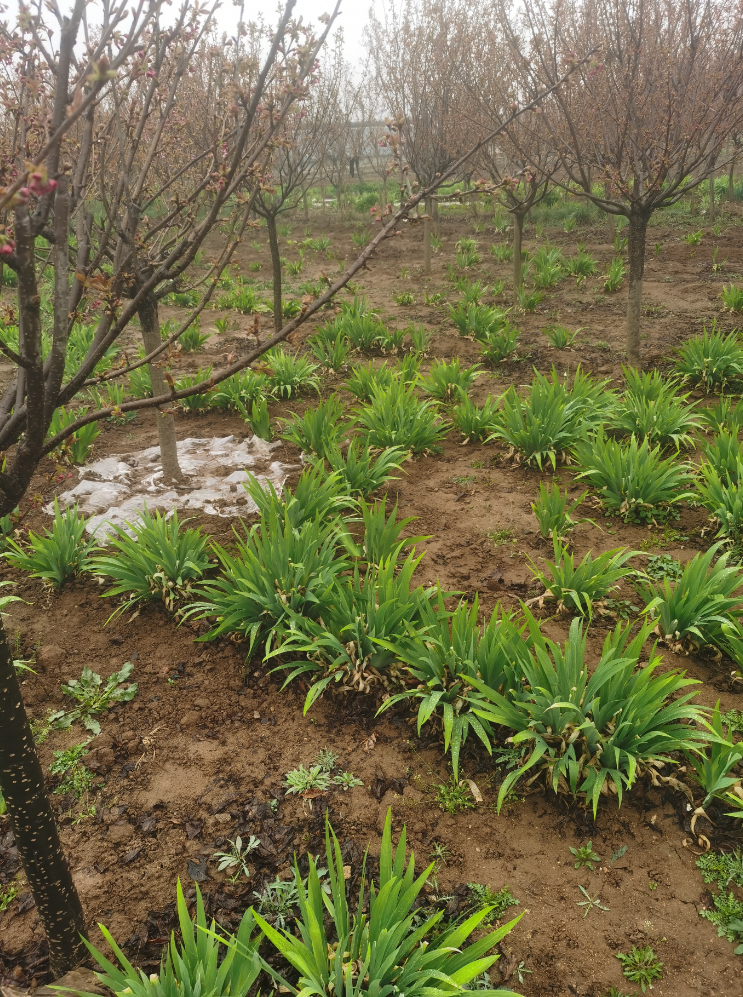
[626,212,649,364]
[138,292,183,482]
[0,617,88,974]
[266,213,283,334]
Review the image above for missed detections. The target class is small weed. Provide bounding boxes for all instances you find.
[0,881,22,913]
[254,876,299,929]
[696,850,743,890]
[639,527,688,551]
[720,710,743,735]
[452,474,477,486]
[576,884,610,917]
[601,598,639,620]
[29,710,59,745]
[333,771,363,790]
[644,554,684,582]
[700,891,743,951]
[648,881,658,891]
[213,834,260,883]
[466,882,520,924]
[429,842,451,866]
[313,747,339,772]
[615,946,664,992]
[214,317,229,334]
[424,291,445,306]
[283,764,332,795]
[685,229,703,245]
[514,962,533,985]
[399,266,410,279]
[249,262,261,272]
[49,741,93,798]
[570,840,602,870]
[436,778,475,814]
[487,528,515,546]
[58,663,137,735]
[393,291,415,306]
[610,845,628,867]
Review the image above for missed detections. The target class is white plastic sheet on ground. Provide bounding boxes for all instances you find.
[47,436,293,535]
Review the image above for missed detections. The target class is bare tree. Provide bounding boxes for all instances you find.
[499,0,743,361]
[254,55,344,331]
[0,0,341,497]
[367,0,471,273]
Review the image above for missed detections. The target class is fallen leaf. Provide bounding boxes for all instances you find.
[362,733,377,753]
[465,779,483,803]
[187,858,209,882]
[122,846,142,865]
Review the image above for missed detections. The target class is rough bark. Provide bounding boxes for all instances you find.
[266,213,283,334]
[0,617,88,975]
[423,196,432,275]
[138,293,183,482]
[626,213,649,364]
[432,197,439,235]
[513,210,525,298]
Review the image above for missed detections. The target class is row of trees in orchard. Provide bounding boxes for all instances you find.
[362,0,743,361]
[1,0,743,977]
[0,0,561,973]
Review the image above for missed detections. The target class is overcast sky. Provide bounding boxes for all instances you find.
[214,0,369,64]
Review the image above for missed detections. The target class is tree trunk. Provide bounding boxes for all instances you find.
[0,617,88,975]
[513,210,525,298]
[138,293,183,482]
[266,213,283,334]
[321,186,325,213]
[302,190,309,222]
[423,196,432,276]
[432,197,439,235]
[729,154,736,201]
[626,213,649,365]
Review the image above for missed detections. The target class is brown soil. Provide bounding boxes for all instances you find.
[2,205,743,997]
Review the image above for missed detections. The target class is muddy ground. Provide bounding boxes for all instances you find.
[1,202,743,996]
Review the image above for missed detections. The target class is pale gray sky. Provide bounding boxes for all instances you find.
[214,0,369,64]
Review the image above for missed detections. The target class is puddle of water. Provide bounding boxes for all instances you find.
[48,435,296,535]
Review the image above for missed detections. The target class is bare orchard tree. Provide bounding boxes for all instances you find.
[0,0,340,972]
[366,0,472,272]
[500,0,743,361]
[456,16,561,295]
[0,10,578,964]
[255,53,344,331]
[0,0,341,498]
